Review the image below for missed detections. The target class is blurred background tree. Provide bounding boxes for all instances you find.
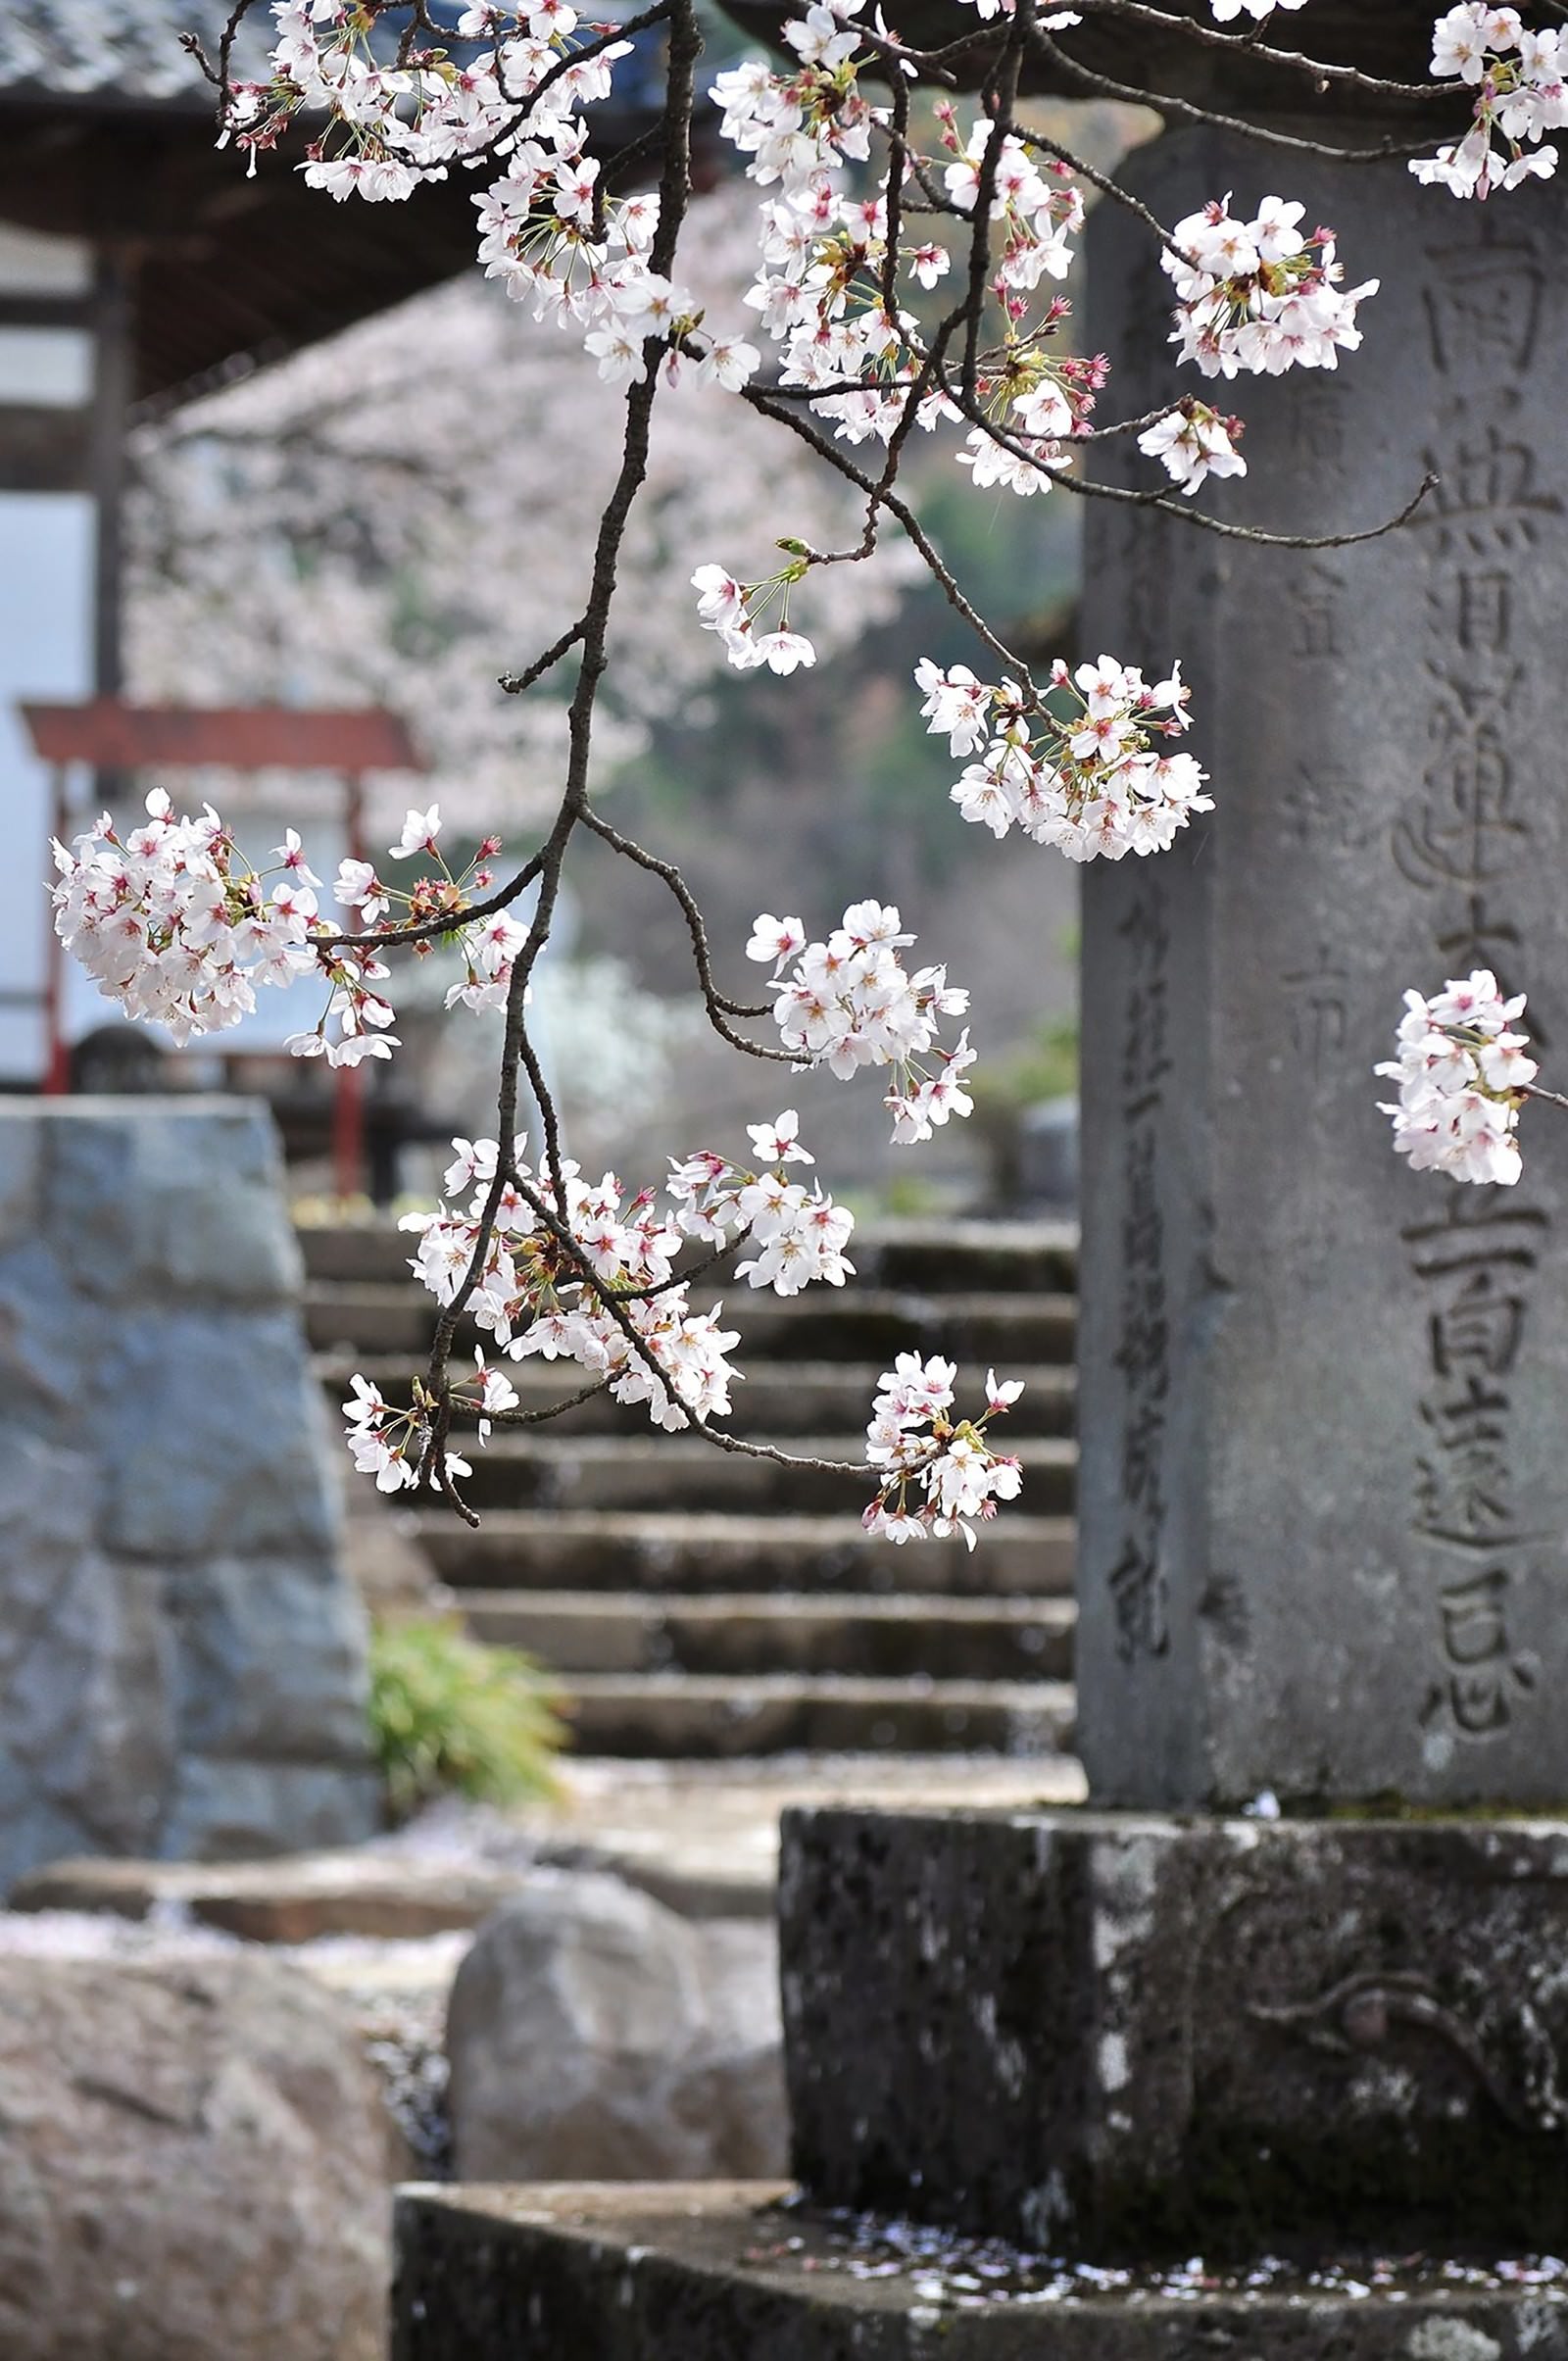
[125,99,1150,1206]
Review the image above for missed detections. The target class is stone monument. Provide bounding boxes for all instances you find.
[392,67,1568,2361]
[1075,133,1568,1816]
[0,1097,380,1889]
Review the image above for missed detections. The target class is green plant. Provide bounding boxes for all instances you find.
[971,1016,1080,1116]
[368,1616,565,1820]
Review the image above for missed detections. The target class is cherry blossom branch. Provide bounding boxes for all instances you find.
[1054,0,1441,98]
[740,383,1043,693]
[1038,457,1443,549]
[934,363,1441,549]
[494,1,670,120]
[313,853,544,955]
[68,0,1554,1550]
[179,0,256,99]
[1024,27,1455,166]
[500,622,585,697]
[579,808,797,1050]
[493,1157,861,1476]
[958,7,1027,397]
[415,0,705,1484]
[481,1376,612,1424]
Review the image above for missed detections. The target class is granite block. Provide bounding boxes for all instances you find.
[0,1100,376,1888]
[99,1307,337,1557]
[43,1096,301,1304]
[158,1756,385,1863]
[166,1554,369,1763]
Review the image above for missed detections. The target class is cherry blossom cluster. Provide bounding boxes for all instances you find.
[399,1135,743,1433]
[742,177,950,448]
[692,561,817,674]
[1137,400,1247,496]
[748,903,975,1144]
[50,791,319,1047]
[341,1349,518,1493]
[920,652,1210,862]
[475,134,705,381]
[1163,195,1378,379]
[1413,7,1568,197]
[863,1355,1024,1549]
[1377,970,1536,1187]
[226,0,629,198]
[952,338,1106,498]
[667,1112,858,1296]
[231,1,760,393]
[715,6,1092,484]
[936,104,1086,295]
[52,790,529,1067]
[383,1114,856,1458]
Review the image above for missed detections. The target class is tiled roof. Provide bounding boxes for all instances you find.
[0,0,666,112]
[0,1,273,106]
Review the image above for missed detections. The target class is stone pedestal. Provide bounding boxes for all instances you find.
[781,1806,1568,2259]
[392,2185,1568,2357]
[1077,133,1568,1811]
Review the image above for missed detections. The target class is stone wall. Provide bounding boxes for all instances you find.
[0,1097,379,1891]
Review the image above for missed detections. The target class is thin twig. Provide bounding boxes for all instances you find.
[937,363,1441,550]
[313,852,544,956]
[501,622,584,697]
[581,807,796,1049]
[1026,25,1454,164]
[1054,0,1440,99]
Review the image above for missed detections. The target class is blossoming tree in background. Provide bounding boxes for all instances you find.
[126,177,919,845]
[52,0,1564,1544]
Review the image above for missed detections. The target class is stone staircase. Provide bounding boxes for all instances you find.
[304,1219,1078,1759]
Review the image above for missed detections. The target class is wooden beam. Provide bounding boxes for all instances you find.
[20,700,423,773]
[89,246,132,696]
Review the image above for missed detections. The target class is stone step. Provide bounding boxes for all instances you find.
[306,1282,1078,1364]
[297,1214,1079,1294]
[448,1433,1076,1518]
[411,1507,1075,1598]
[318,1353,1077,1439]
[554,1672,1076,1756]
[394,2186,1564,2361]
[458,1591,1077,1682]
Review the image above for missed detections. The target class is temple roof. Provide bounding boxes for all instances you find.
[0,0,268,106]
[0,1,666,407]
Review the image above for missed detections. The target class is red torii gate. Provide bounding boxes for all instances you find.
[24,698,423,1201]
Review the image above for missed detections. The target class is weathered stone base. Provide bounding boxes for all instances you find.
[782,1807,1568,2258]
[391,2187,1568,2358]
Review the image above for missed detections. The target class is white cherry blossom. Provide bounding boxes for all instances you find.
[1163,195,1378,378]
[390,805,442,860]
[758,900,975,1142]
[863,1353,1024,1548]
[1414,8,1567,197]
[1377,970,1536,1186]
[1138,402,1248,495]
